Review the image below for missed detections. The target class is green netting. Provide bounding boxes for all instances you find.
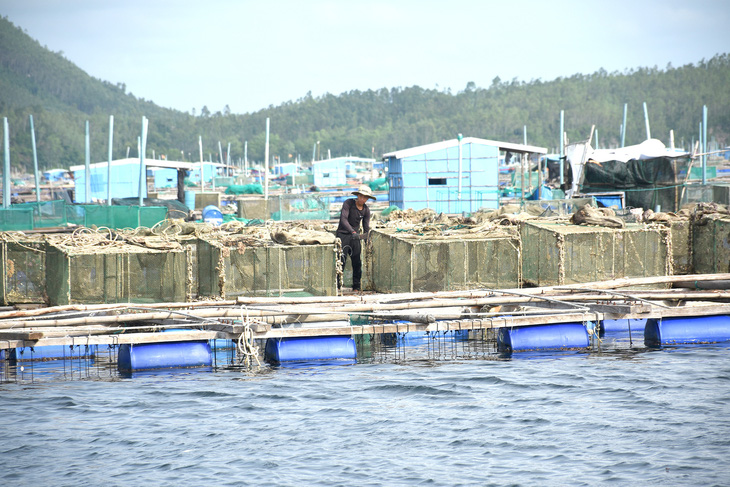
[520,221,670,286]
[368,178,389,191]
[370,229,520,293]
[1,235,46,305]
[12,200,67,228]
[511,170,540,190]
[692,216,730,274]
[45,242,187,305]
[197,236,337,298]
[0,208,34,230]
[225,184,263,195]
[1,202,169,231]
[64,205,168,229]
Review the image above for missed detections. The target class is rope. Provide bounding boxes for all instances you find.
[237,305,262,368]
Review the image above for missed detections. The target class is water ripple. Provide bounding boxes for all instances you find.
[1,347,730,485]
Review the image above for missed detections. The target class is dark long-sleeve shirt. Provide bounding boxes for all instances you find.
[336,198,370,236]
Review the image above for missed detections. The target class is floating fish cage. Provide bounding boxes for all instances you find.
[0,234,47,305]
[369,228,521,293]
[169,235,199,300]
[692,215,730,274]
[45,239,187,305]
[520,221,671,286]
[667,220,691,275]
[197,235,338,298]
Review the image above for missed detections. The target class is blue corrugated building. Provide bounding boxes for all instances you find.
[312,158,347,187]
[274,163,298,176]
[71,158,147,203]
[312,157,376,187]
[383,137,547,213]
[71,158,196,202]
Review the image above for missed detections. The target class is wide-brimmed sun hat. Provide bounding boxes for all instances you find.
[352,184,376,201]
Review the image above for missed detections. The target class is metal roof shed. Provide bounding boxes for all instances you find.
[70,158,196,202]
[312,158,348,187]
[383,137,546,213]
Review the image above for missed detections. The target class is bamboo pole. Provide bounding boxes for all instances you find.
[3,288,729,332]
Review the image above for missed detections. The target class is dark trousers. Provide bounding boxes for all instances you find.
[338,233,362,289]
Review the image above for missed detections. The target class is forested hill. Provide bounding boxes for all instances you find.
[1,15,729,172]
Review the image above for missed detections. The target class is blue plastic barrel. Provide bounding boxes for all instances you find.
[202,205,223,226]
[498,323,590,352]
[644,315,730,346]
[264,336,356,364]
[118,341,212,371]
[601,319,647,333]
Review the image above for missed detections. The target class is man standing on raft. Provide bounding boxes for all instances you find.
[336,184,375,291]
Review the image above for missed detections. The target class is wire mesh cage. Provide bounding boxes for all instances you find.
[520,221,671,286]
[0,234,47,305]
[197,235,338,298]
[667,220,691,275]
[692,215,730,274]
[370,228,521,293]
[45,239,187,305]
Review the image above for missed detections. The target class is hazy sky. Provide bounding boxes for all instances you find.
[3,0,729,115]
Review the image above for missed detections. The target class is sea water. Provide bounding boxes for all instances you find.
[1,340,729,486]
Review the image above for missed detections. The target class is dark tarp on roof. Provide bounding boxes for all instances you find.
[581,156,691,211]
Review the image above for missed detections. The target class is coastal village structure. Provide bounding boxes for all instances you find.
[383,137,546,213]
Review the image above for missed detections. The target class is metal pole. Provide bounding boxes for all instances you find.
[643,102,651,140]
[3,117,10,208]
[523,125,527,146]
[29,115,40,203]
[85,120,91,203]
[621,103,627,147]
[520,153,525,207]
[457,133,463,199]
[138,116,148,206]
[107,115,114,206]
[198,136,204,191]
[244,140,248,176]
[264,117,270,201]
[559,110,564,186]
[702,105,708,185]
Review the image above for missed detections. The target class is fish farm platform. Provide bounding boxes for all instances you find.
[1,273,729,351]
